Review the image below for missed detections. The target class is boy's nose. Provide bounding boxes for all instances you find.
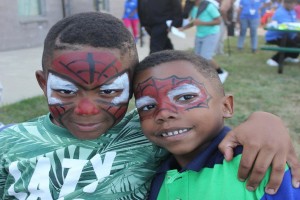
[155,107,178,123]
[74,98,100,115]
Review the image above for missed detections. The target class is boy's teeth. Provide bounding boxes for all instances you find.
[161,129,188,137]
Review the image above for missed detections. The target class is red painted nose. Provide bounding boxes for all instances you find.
[74,99,100,115]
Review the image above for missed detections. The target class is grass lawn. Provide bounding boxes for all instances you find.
[0,36,299,156]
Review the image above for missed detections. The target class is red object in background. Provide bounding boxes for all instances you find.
[261,10,275,26]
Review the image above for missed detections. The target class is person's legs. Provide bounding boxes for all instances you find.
[215,18,226,55]
[146,24,173,54]
[131,19,139,41]
[249,18,260,53]
[283,37,300,60]
[164,36,174,50]
[237,18,248,49]
[123,18,131,30]
[200,33,219,60]
[194,36,204,57]
[198,33,229,83]
[267,38,299,63]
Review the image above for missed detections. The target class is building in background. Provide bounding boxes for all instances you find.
[0,0,124,51]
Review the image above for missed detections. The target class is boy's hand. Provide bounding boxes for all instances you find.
[218,111,300,194]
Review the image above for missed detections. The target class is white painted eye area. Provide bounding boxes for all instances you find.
[47,73,78,104]
[100,73,130,105]
[136,96,157,111]
[168,84,200,104]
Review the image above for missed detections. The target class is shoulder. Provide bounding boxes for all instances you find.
[207,2,220,13]
[0,115,47,133]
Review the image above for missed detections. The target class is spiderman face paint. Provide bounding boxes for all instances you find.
[133,61,227,160]
[46,50,131,139]
[135,76,210,121]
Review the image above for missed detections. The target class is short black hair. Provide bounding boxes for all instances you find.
[134,50,224,95]
[42,12,138,70]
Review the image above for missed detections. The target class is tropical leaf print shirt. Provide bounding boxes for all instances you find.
[0,109,168,200]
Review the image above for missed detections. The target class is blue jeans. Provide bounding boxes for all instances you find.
[237,18,260,50]
[194,33,220,60]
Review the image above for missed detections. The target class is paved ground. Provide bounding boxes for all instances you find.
[0,28,196,106]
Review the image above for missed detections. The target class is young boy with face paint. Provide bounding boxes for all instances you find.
[0,12,299,199]
[133,50,300,199]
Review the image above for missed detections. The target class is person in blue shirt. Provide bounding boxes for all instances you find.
[237,0,271,53]
[265,0,300,67]
[122,0,139,43]
[133,50,300,199]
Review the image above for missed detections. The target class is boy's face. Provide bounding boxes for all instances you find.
[36,47,133,139]
[133,61,233,159]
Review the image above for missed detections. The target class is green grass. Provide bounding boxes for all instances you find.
[0,36,299,155]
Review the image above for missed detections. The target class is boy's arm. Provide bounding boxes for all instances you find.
[218,111,300,194]
[220,0,234,24]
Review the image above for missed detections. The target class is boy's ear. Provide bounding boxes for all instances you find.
[222,95,234,119]
[35,70,47,95]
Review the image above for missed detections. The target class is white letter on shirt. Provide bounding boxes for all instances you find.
[27,157,52,200]
[58,159,88,198]
[83,152,117,193]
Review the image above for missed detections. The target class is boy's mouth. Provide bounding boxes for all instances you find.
[74,122,101,132]
[160,128,191,137]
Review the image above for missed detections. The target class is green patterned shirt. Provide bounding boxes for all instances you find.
[0,109,168,199]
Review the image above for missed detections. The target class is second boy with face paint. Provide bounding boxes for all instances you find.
[0,12,299,199]
[133,50,300,199]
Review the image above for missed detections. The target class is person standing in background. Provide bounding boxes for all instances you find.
[237,0,271,53]
[181,0,229,83]
[122,0,139,43]
[138,0,183,54]
[265,0,300,67]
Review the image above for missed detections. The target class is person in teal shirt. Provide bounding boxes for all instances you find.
[181,0,228,83]
[133,50,300,199]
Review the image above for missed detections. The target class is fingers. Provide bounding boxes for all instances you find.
[238,144,260,184]
[287,144,300,188]
[241,145,287,195]
[218,130,240,161]
[264,153,286,195]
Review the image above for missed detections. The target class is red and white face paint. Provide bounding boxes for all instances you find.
[135,76,210,121]
[46,51,130,134]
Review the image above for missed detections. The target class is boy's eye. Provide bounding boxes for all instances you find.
[55,89,76,95]
[177,94,197,102]
[136,96,157,111]
[140,104,156,111]
[100,89,117,95]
